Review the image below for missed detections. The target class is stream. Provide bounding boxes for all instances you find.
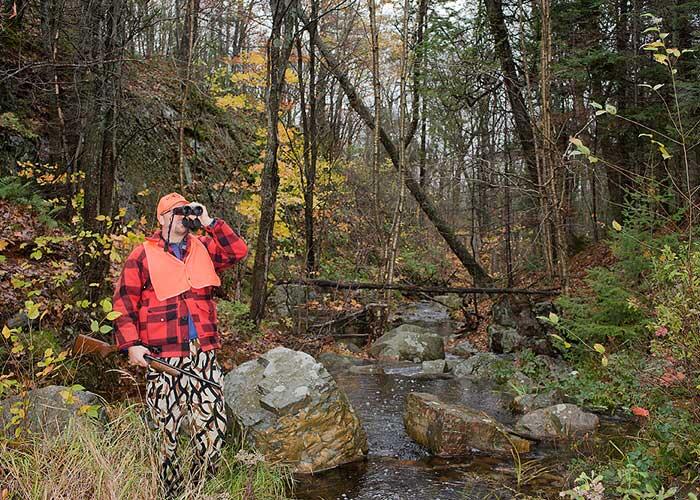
[293,301,630,500]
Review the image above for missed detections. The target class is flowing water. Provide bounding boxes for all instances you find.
[293,301,630,500]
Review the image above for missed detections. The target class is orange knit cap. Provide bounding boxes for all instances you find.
[157,192,189,216]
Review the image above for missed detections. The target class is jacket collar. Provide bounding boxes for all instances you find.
[145,230,190,250]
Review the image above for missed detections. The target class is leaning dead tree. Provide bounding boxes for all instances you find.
[300,8,494,286]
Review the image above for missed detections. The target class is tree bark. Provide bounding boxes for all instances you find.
[250,0,298,322]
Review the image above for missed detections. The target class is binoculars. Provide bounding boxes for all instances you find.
[172,204,203,217]
[173,204,203,230]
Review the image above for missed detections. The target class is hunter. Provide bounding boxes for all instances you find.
[112,192,248,497]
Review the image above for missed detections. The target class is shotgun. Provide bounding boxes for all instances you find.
[72,334,222,389]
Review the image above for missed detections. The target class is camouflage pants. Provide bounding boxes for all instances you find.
[145,340,227,498]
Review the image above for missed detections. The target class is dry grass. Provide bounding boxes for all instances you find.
[0,403,293,499]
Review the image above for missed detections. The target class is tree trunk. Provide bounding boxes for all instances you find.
[484,0,539,188]
[250,0,298,322]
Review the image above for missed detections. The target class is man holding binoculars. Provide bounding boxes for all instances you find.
[112,192,248,497]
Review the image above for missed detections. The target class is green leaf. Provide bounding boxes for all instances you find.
[612,220,622,231]
[605,103,617,115]
[658,144,672,160]
[653,53,669,65]
[106,311,122,321]
[101,298,112,313]
[601,355,609,367]
[548,312,559,324]
[593,343,606,354]
[99,324,113,334]
[590,102,602,110]
[90,320,99,332]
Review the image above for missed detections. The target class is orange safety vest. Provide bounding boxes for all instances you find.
[142,237,221,301]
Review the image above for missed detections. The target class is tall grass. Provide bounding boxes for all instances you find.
[0,403,293,499]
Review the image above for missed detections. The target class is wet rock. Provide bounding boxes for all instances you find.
[433,294,463,311]
[513,390,565,414]
[403,393,531,456]
[388,301,450,328]
[421,359,448,374]
[337,340,363,353]
[223,347,367,473]
[0,385,107,437]
[514,403,599,440]
[317,352,366,372]
[369,324,445,362]
[452,353,508,379]
[348,364,385,375]
[449,340,478,358]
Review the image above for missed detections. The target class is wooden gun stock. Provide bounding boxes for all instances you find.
[72,334,180,377]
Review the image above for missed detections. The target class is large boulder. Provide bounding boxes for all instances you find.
[223,347,367,473]
[452,352,508,379]
[403,393,531,456]
[514,403,599,440]
[0,385,106,437]
[369,324,445,362]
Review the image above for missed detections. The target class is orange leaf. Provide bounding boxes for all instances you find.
[631,406,650,417]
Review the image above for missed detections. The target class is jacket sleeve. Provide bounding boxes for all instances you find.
[113,245,146,350]
[200,218,248,272]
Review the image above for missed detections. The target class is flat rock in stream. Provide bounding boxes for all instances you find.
[370,324,445,362]
[514,403,599,440]
[317,352,366,372]
[403,393,531,456]
[223,347,368,473]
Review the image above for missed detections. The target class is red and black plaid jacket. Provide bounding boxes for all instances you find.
[113,219,248,358]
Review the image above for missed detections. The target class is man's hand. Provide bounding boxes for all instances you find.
[127,345,152,368]
[189,202,213,227]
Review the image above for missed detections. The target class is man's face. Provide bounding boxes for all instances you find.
[158,205,188,237]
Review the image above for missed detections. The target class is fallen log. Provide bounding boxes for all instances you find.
[275,279,559,296]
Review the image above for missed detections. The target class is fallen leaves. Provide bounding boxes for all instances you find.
[631,406,650,417]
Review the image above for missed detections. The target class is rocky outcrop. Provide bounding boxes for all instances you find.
[514,403,599,440]
[403,393,531,456]
[0,385,106,437]
[488,296,558,355]
[223,347,367,473]
[369,324,445,362]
